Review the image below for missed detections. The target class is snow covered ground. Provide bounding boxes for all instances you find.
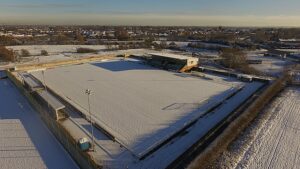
[7,45,108,64]
[7,45,107,55]
[246,51,292,76]
[277,49,300,53]
[7,45,157,57]
[0,79,79,169]
[31,59,242,158]
[236,87,300,169]
[6,45,159,65]
[153,41,190,48]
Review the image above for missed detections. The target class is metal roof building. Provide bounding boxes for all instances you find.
[0,119,47,169]
[149,53,199,67]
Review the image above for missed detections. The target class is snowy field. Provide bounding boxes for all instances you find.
[277,49,300,53]
[31,59,241,157]
[236,88,300,169]
[0,79,79,169]
[7,45,107,64]
[153,41,190,47]
[6,45,158,64]
[246,51,291,76]
[7,45,106,55]
[7,45,156,57]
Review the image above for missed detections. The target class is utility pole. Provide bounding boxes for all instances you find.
[85,89,95,151]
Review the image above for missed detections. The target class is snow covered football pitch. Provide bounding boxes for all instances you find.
[31,59,243,158]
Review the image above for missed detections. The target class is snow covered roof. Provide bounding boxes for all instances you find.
[0,119,46,169]
[0,71,6,79]
[20,73,43,90]
[36,90,65,111]
[149,52,198,61]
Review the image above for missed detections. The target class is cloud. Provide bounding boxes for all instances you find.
[4,3,86,9]
[0,12,300,27]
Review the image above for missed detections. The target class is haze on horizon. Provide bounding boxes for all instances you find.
[1,0,300,27]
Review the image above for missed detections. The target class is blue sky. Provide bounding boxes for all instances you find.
[1,0,300,26]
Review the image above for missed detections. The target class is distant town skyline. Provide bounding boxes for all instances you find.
[1,0,300,26]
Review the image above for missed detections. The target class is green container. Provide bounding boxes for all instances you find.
[78,138,91,151]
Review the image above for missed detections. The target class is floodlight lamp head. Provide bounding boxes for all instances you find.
[85,89,92,95]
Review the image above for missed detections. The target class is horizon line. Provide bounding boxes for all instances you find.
[0,24,299,29]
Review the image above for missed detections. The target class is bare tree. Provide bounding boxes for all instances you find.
[115,28,130,41]
[41,50,48,56]
[0,46,15,61]
[77,48,97,53]
[76,33,85,45]
[221,48,247,69]
[20,49,30,57]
